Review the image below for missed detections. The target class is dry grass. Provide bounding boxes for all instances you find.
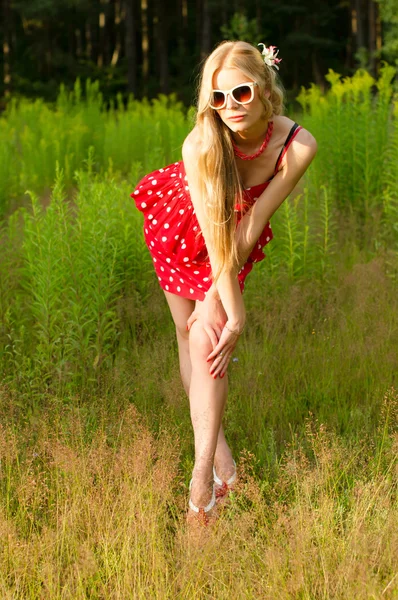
[0,388,396,599]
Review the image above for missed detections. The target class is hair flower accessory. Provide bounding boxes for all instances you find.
[258,43,282,70]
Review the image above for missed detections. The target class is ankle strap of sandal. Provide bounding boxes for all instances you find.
[188,482,216,514]
[213,459,237,487]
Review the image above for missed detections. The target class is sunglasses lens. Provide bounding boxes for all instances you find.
[232,85,252,104]
[211,91,225,108]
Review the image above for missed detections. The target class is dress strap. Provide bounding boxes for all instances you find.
[273,122,302,174]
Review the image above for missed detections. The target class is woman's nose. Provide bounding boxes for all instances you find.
[225,92,238,109]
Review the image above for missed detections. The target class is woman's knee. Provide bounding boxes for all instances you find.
[189,320,213,359]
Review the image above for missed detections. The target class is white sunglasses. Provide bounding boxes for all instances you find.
[209,82,258,110]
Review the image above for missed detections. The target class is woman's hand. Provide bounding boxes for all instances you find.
[186,287,227,350]
[206,321,243,378]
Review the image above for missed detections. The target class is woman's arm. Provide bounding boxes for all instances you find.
[234,128,318,269]
[191,128,318,308]
[182,131,246,332]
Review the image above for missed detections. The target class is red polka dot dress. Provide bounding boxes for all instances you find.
[130,123,302,301]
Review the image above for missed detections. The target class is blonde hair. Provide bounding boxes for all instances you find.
[195,40,285,281]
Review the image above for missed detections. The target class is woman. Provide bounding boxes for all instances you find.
[131,40,317,526]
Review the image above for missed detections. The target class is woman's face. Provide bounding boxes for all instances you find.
[211,67,269,134]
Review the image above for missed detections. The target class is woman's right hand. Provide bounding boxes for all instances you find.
[186,286,228,350]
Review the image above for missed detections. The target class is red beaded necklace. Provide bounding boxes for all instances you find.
[232,120,274,161]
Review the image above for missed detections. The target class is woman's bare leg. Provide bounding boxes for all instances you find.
[164,291,236,500]
[188,318,230,506]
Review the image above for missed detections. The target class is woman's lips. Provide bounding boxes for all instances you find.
[228,115,245,121]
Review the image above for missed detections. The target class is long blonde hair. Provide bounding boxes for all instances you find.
[195,40,285,281]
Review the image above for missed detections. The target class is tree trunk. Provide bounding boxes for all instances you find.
[125,0,138,96]
[154,0,169,93]
[98,0,106,67]
[368,0,380,76]
[196,0,202,55]
[201,0,211,58]
[111,0,122,67]
[353,0,365,50]
[2,0,12,99]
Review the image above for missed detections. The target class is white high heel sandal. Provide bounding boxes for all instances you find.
[188,478,217,526]
[213,459,237,502]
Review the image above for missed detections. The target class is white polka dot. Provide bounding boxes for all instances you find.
[171,173,176,178]
[189,289,194,294]
[185,186,189,191]
[158,277,162,281]
[175,235,179,240]
[166,207,171,212]
[181,244,186,249]
[153,257,157,262]
[152,179,157,185]
[145,229,148,234]
[162,236,167,242]
[203,277,209,282]
[194,270,199,274]
[152,219,157,225]
[171,269,176,273]
[258,244,261,249]
[166,258,171,263]
[180,278,184,283]
[168,190,173,195]
[151,241,155,247]
[169,276,173,282]
[148,214,153,220]
[141,202,147,208]
[159,168,164,172]
[134,190,139,195]
[266,236,270,241]
[177,286,181,292]
[165,285,169,290]
[160,266,165,272]
[147,190,152,195]
[193,226,197,231]
[198,284,202,288]
[183,257,189,262]
[164,223,169,229]
[179,209,184,214]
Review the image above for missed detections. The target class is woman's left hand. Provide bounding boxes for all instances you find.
[206,322,242,378]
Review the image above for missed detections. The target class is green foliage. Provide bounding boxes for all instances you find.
[376,0,398,63]
[0,80,191,216]
[220,12,260,43]
[297,63,396,225]
[1,157,154,402]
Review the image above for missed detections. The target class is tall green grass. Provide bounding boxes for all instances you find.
[0,79,191,216]
[297,64,396,219]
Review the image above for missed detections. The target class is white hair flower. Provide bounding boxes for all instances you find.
[258,43,282,70]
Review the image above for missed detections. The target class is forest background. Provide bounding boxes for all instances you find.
[1,0,398,106]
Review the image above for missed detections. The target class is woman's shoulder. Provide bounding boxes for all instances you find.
[182,126,201,159]
[275,115,317,148]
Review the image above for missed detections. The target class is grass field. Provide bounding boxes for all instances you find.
[0,66,397,598]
